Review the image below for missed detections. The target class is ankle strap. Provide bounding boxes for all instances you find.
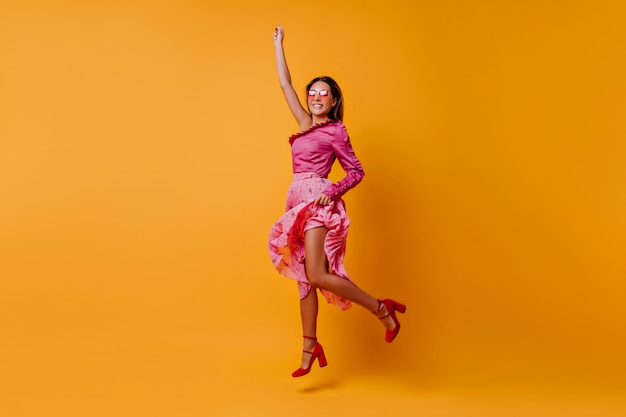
[372,302,390,319]
[371,301,384,315]
[303,335,317,341]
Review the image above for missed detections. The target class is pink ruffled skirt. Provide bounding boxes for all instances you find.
[268,172,354,310]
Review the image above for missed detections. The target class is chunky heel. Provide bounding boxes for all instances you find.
[318,351,328,367]
[392,301,407,314]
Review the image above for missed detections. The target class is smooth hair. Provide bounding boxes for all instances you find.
[306,76,344,121]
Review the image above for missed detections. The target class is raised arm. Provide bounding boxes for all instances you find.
[273,25,312,130]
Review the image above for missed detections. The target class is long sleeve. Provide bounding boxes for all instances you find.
[323,123,365,199]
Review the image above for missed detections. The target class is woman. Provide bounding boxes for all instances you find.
[268,25,406,378]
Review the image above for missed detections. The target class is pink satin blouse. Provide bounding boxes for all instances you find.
[289,119,365,199]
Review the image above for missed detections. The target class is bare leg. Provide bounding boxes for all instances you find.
[304,226,396,331]
[299,287,319,369]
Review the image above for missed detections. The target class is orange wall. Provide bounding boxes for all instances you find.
[1,0,625,415]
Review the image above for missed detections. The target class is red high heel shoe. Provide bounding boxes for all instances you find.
[291,335,328,377]
[373,299,406,343]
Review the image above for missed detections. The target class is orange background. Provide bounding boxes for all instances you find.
[1,1,625,416]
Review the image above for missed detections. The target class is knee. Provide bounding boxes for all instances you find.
[305,267,325,287]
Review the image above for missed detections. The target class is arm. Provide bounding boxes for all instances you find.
[273,25,311,130]
[313,124,365,206]
[322,124,365,199]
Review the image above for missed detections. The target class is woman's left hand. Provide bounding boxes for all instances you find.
[313,194,331,206]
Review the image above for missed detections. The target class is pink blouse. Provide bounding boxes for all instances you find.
[289,119,365,199]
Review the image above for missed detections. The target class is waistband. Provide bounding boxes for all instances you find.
[292,172,326,181]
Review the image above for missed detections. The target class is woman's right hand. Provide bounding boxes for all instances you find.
[273,25,284,44]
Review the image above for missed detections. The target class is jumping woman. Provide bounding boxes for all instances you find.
[268,25,406,377]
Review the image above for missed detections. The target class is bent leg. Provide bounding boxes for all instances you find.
[304,226,398,331]
[304,226,379,312]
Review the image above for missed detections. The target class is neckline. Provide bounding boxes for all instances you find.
[288,119,337,144]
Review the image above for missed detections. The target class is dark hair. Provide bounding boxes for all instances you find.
[306,76,344,121]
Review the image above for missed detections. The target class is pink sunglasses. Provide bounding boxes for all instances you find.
[307,89,330,99]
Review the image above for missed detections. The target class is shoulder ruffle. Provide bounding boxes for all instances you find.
[289,119,337,144]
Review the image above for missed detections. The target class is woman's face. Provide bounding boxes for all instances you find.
[307,81,337,119]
